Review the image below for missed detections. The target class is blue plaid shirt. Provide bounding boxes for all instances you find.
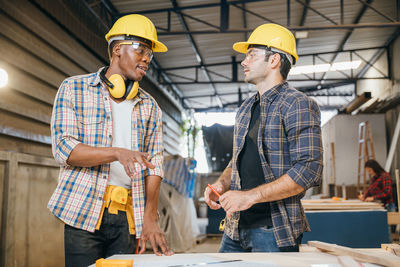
[225,81,323,247]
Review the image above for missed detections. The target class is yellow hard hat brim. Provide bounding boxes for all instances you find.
[152,39,168,52]
[233,42,252,54]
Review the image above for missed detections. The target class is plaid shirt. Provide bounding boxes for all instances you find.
[364,172,393,205]
[48,67,163,238]
[225,82,323,247]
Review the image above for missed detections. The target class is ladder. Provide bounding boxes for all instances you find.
[357,121,375,192]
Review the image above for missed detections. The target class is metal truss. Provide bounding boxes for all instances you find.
[86,0,400,111]
[159,46,390,86]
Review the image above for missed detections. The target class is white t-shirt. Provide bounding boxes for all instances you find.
[109,99,135,188]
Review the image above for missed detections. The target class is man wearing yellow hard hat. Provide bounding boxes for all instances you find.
[205,24,323,252]
[48,14,172,267]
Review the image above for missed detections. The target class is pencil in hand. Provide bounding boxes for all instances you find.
[207,184,221,198]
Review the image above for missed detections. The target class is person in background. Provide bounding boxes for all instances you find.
[359,159,395,211]
[48,14,172,267]
[204,23,323,252]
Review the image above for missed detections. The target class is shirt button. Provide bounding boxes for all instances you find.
[98,196,102,200]
[106,116,110,120]
[108,134,112,139]
[103,175,107,179]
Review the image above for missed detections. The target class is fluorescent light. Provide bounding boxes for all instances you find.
[0,68,8,88]
[289,60,362,76]
[295,31,309,39]
[290,64,330,75]
[331,60,361,71]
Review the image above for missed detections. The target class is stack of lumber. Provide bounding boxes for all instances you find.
[308,241,400,267]
[301,199,384,211]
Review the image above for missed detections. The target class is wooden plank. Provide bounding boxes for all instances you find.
[0,135,52,158]
[0,13,85,76]
[0,88,52,124]
[396,169,400,215]
[308,241,400,267]
[381,243,400,256]
[5,63,56,105]
[0,37,65,88]
[302,199,384,210]
[3,153,18,267]
[1,0,103,72]
[337,255,361,267]
[388,212,400,225]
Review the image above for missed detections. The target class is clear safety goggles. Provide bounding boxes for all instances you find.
[119,41,153,61]
[245,44,294,65]
[244,48,270,61]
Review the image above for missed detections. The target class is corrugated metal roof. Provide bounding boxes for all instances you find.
[95,0,399,111]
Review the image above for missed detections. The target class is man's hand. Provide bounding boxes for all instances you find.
[115,148,155,178]
[139,214,173,256]
[219,190,258,218]
[204,182,224,210]
[364,196,374,202]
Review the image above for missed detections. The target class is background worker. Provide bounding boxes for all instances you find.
[48,14,172,267]
[205,23,323,252]
[358,159,395,211]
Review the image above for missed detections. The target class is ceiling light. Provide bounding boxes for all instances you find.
[289,60,362,76]
[295,31,308,39]
[0,68,8,88]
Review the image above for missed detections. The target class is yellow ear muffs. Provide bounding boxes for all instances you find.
[99,67,139,100]
[108,74,126,98]
[125,81,139,100]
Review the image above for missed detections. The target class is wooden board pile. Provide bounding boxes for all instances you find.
[308,241,400,267]
[301,199,384,211]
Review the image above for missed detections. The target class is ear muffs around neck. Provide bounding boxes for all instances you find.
[100,67,139,100]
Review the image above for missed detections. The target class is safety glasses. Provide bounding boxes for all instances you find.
[244,48,269,61]
[119,41,153,61]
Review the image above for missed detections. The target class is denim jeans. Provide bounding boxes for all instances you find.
[219,226,301,252]
[385,202,396,212]
[64,208,136,267]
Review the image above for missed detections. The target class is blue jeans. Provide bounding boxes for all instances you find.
[64,208,136,267]
[385,202,396,212]
[219,226,301,252]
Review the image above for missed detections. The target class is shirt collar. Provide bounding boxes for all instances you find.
[259,81,288,102]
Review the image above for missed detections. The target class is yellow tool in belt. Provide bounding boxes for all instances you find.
[219,218,226,231]
[96,185,135,235]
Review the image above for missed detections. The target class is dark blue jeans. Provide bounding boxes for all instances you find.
[219,226,301,252]
[64,208,136,267]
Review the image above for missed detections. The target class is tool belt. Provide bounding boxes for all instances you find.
[96,185,135,235]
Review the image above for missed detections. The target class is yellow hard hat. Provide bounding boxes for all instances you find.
[233,23,298,63]
[105,14,167,52]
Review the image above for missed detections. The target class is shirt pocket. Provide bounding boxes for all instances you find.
[76,103,105,146]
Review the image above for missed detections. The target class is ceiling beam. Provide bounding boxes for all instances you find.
[170,0,223,108]
[126,0,268,15]
[319,0,373,84]
[157,22,400,35]
[162,46,387,71]
[161,77,387,85]
[357,27,400,78]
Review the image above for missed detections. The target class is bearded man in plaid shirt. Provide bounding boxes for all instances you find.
[205,24,323,252]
